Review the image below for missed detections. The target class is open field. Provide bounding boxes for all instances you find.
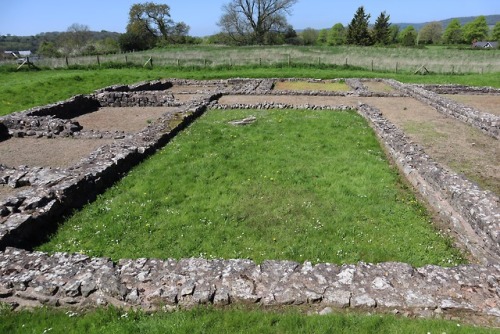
[3,45,500,74]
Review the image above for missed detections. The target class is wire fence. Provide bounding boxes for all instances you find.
[2,47,500,74]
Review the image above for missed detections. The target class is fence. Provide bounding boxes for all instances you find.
[2,46,500,74]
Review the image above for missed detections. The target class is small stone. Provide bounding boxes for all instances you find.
[318,307,333,316]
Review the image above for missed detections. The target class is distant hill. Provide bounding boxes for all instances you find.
[395,14,500,31]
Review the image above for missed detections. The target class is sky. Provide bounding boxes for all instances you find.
[1,0,499,37]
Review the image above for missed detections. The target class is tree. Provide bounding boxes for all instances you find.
[463,16,489,43]
[492,22,500,42]
[418,22,443,44]
[127,2,189,44]
[218,0,298,45]
[442,19,463,44]
[399,26,417,46]
[372,11,391,45]
[317,29,328,45]
[58,23,91,55]
[389,25,400,44]
[301,28,319,45]
[346,6,372,46]
[327,23,346,46]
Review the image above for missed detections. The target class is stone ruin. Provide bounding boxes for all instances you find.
[0,78,499,326]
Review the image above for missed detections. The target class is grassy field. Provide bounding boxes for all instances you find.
[3,45,500,73]
[1,66,499,116]
[38,108,465,266]
[2,305,499,334]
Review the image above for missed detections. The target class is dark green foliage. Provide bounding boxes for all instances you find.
[400,26,417,47]
[442,19,464,44]
[372,12,391,45]
[463,16,489,43]
[327,23,346,46]
[346,6,373,46]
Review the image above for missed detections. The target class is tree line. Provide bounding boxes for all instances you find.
[2,1,499,59]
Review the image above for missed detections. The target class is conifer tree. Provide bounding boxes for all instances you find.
[346,6,372,46]
[372,11,391,45]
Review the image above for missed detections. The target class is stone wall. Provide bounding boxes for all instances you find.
[0,78,499,325]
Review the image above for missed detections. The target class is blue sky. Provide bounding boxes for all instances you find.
[1,0,499,36]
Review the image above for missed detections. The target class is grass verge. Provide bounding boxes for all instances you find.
[1,305,498,334]
[38,109,465,266]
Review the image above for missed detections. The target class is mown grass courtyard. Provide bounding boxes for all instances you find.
[38,108,466,267]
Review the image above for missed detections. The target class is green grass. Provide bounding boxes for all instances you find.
[1,66,499,116]
[274,80,351,91]
[38,109,465,267]
[1,305,498,334]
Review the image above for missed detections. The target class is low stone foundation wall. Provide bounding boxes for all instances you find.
[1,247,499,322]
[420,84,500,95]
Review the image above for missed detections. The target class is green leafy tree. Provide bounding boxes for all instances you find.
[37,41,61,57]
[327,23,346,46]
[389,25,400,44]
[317,29,328,45]
[463,16,488,43]
[418,22,443,44]
[301,28,319,45]
[346,6,372,46]
[127,2,189,45]
[491,21,500,42]
[218,0,298,45]
[372,11,391,45]
[442,19,463,44]
[399,25,417,46]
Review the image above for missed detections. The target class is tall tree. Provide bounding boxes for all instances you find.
[389,25,400,44]
[327,23,346,46]
[492,21,500,42]
[463,16,489,43]
[399,26,417,46]
[418,22,443,44]
[58,23,91,55]
[442,19,463,44]
[301,28,319,45]
[346,6,372,46]
[127,2,189,44]
[218,0,298,45]
[372,11,391,45]
[317,29,328,45]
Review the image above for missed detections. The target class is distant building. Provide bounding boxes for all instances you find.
[472,41,499,48]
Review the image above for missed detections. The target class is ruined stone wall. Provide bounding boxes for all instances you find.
[386,80,500,139]
[1,247,499,322]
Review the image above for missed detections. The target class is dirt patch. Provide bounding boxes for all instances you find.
[369,97,500,195]
[173,94,205,103]
[273,81,351,92]
[74,107,178,133]
[0,137,113,169]
[219,95,361,106]
[169,86,217,93]
[441,94,500,116]
[363,81,395,93]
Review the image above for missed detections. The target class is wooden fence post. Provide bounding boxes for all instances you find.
[345,58,348,66]
[371,59,374,72]
[396,62,398,73]
[288,54,291,66]
[125,55,128,65]
[65,56,69,67]
[97,55,100,67]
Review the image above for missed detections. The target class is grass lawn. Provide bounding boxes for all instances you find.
[2,305,498,334]
[38,108,465,267]
[273,80,351,91]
